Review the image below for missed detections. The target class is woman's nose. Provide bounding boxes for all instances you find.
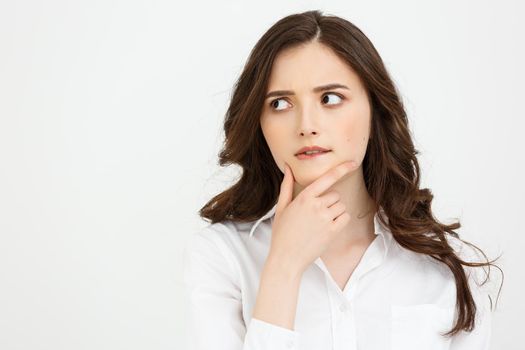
[297,105,320,137]
[300,129,318,136]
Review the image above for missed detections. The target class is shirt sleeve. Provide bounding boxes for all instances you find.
[449,238,495,350]
[182,227,301,350]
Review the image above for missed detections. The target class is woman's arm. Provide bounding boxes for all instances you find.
[182,229,302,350]
[251,254,303,330]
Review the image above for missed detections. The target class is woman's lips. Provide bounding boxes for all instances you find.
[295,150,331,160]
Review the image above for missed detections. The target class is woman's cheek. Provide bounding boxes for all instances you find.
[344,122,369,155]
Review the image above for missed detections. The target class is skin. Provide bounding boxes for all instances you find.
[260,40,378,259]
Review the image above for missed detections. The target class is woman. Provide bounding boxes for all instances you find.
[183,9,502,350]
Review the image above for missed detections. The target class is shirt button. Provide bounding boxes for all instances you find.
[285,339,294,348]
[339,303,348,312]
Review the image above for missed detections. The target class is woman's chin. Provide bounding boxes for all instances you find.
[294,173,325,187]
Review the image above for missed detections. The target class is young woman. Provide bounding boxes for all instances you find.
[183,10,503,350]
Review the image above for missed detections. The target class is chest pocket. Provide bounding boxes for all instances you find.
[391,304,456,350]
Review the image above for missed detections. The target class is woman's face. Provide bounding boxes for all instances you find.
[260,41,372,186]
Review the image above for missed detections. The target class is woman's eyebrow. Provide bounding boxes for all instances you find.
[265,83,350,99]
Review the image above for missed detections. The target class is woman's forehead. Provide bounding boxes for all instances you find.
[268,42,360,90]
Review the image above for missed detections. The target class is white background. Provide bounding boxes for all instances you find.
[0,0,523,349]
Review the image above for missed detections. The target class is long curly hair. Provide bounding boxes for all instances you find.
[198,9,503,337]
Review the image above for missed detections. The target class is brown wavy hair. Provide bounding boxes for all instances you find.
[198,9,503,338]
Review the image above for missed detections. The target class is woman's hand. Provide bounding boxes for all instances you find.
[267,160,358,274]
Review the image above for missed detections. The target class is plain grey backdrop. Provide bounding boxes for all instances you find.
[0,0,523,349]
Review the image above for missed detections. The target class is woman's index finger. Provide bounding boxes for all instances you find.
[303,161,354,198]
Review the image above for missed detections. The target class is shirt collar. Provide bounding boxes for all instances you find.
[248,203,277,238]
[248,204,393,258]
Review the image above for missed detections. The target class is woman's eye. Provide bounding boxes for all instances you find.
[268,92,344,111]
[269,98,290,111]
[322,93,343,105]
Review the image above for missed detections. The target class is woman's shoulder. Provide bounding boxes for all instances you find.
[443,233,492,271]
[390,232,492,283]
[183,218,260,267]
[444,233,501,298]
[182,221,249,302]
[188,219,256,246]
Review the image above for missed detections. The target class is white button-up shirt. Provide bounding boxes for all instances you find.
[182,204,493,350]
